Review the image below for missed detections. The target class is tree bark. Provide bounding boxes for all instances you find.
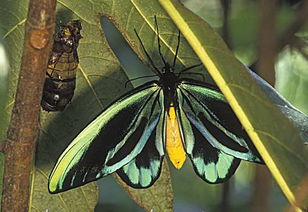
[1,0,56,211]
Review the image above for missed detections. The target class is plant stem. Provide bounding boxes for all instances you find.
[219,0,231,48]
[257,0,277,86]
[251,0,277,211]
[1,0,56,211]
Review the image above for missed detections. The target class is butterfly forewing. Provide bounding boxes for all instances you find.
[178,80,262,163]
[48,83,162,193]
[174,80,262,183]
[116,91,166,188]
[174,88,239,183]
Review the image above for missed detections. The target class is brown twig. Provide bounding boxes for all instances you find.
[285,173,308,211]
[251,0,278,211]
[220,0,231,48]
[1,0,56,211]
[256,0,277,86]
[251,166,272,212]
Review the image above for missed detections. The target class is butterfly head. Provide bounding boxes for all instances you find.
[160,62,179,84]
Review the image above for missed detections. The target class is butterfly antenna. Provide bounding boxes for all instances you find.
[154,16,167,66]
[179,72,205,81]
[178,63,203,77]
[134,29,161,76]
[172,30,181,68]
[124,75,158,88]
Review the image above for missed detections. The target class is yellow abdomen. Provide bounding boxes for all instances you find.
[166,106,186,169]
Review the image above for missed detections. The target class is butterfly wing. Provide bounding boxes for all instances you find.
[176,80,262,183]
[48,82,164,193]
[116,91,166,188]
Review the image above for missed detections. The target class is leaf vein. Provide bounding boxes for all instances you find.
[37,168,70,211]
[125,6,135,32]
[3,19,26,39]
[78,65,103,109]
[254,129,308,166]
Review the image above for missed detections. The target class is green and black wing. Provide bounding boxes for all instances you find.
[176,79,262,183]
[116,88,166,188]
[116,106,165,188]
[48,82,165,193]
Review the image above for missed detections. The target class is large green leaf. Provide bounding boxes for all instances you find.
[276,46,308,115]
[159,0,308,209]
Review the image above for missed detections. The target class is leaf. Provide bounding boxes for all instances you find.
[113,160,173,212]
[102,0,210,81]
[0,0,26,140]
[158,0,308,209]
[0,31,10,206]
[0,43,9,139]
[276,46,308,115]
[1,0,180,211]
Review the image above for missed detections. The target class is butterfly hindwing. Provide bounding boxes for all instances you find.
[116,91,166,188]
[174,80,262,183]
[186,117,240,183]
[48,82,163,193]
[174,92,239,183]
[178,80,262,163]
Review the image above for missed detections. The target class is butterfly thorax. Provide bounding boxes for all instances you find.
[159,63,180,112]
[158,63,186,169]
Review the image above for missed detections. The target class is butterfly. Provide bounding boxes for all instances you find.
[48,17,263,194]
[41,20,82,111]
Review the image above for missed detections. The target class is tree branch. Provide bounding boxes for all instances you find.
[256,0,277,86]
[220,0,231,48]
[1,0,56,211]
[251,1,277,211]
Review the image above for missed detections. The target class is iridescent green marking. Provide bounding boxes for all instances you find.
[204,162,218,183]
[216,153,233,179]
[139,167,152,187]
